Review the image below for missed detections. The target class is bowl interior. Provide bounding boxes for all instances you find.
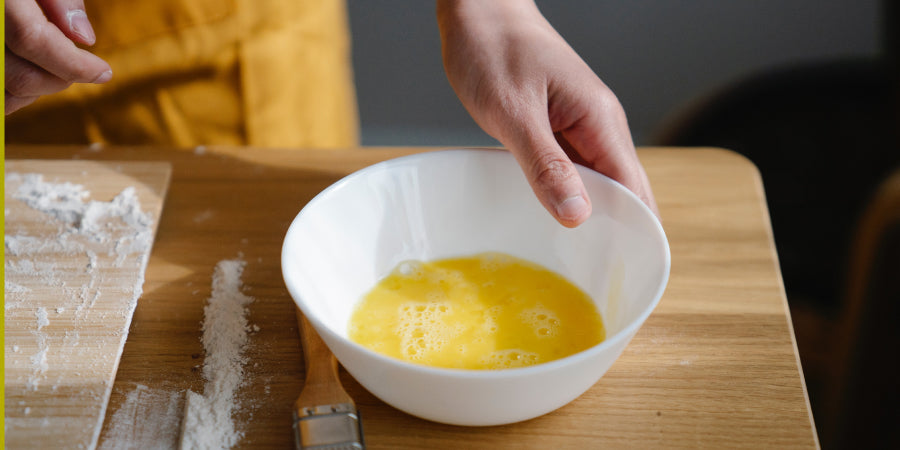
[282,149,669,350]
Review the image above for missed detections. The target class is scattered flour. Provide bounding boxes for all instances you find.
[180,259,254,450]
[25,307,52,391]
[6,234,47,256]
[4,173,154,316]
[27,346,49,391]
[9,173,90,224]
[7,172,153,249]
[99,384,184,450]
[4,170,158,446]
[87,250,99,271]
[5,280,31,310]
[36,307,50,329]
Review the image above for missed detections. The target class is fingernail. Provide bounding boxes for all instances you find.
[67,10,96,45]
[92,70,113,84]
[556,195,589,221]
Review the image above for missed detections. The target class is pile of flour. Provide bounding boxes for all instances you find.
[98,258,257,449]
[180,259,255,450]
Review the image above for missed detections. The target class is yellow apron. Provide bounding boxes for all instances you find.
[5,0,359,148]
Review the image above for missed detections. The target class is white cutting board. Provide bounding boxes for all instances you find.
[4,160,171,449]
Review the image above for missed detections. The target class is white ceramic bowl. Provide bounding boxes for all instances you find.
[282,148,670,426]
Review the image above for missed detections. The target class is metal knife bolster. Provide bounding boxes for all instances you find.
[293,403,365,450]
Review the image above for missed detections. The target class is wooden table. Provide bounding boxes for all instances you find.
[4,145,818,449]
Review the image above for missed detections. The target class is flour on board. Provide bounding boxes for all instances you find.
[4,171,157,448]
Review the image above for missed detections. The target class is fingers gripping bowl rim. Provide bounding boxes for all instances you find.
[281,148,670,426]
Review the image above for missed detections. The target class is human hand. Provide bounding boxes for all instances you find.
[437,0,658,227]
[5,0,112,115]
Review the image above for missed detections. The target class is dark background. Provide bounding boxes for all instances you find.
[348,0,879,146]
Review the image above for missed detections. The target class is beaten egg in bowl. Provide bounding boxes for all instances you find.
[349,252,605,370]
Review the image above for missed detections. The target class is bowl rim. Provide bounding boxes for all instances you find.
[281,148,671,379]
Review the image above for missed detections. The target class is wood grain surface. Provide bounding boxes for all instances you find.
[3,146,818,449]
[4,159,171,449]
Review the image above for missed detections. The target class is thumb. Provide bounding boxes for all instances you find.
[501,120,593,228]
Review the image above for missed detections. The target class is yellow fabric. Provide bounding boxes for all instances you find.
[5,0,359,148]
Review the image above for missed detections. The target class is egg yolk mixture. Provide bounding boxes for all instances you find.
[348,252,605,370]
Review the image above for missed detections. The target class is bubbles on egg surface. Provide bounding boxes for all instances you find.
[481,349,540,369]
[520,306,560,338]
[481,314,498,334]
[396,300,458,361]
